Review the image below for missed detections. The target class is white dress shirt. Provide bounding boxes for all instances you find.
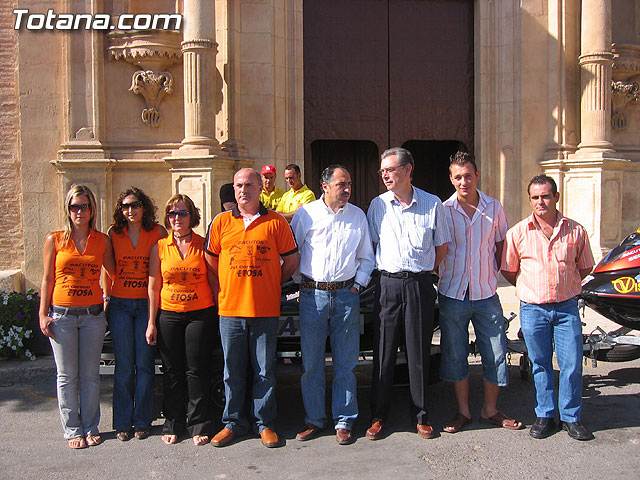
[367,187,451,273]
[438,190,508,301]
[291,197,375,287]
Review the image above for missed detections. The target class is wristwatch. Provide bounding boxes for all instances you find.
[352,283,362,292]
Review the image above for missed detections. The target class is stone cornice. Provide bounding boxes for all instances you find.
[108,30,182,70]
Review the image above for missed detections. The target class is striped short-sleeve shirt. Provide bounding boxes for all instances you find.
[438,191,508,301]
[501,213,594,304]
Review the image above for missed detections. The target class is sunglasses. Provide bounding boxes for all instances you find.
[69,203,90,213]
[122,200,143,210]
[167,210,190,219]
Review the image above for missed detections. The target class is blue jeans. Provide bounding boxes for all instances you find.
[107,297,155,431]
[219,316,278,434]
[49,306,106,439]
[438,292,507,386]
[299,286,360,430]
[520,298,583,422]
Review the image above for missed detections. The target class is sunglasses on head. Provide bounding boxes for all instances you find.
[69,203,90,213]
[122,200,143,210]
[167,210,190,219]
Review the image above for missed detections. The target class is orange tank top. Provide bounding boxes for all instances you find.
[52,230,105,307]
[158,232,214,312]
[111,225,161,299]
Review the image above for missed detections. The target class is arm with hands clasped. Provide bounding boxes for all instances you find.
[146,243,161,345]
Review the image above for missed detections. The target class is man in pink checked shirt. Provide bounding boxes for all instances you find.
[438,151,523,434]
[502,174,595,441]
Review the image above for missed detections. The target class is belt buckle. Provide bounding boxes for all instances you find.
[398,271,409,279]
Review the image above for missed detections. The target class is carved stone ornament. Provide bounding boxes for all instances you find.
[130,70,174,127]
[108,30,182,71]
[611,80,640,131]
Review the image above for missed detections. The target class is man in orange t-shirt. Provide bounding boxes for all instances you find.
[205,167,299,449]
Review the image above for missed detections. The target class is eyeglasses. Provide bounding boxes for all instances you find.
[69,203,90,213]
[378,164,407,176]
[167,210,190,219]
[122,201,143,210]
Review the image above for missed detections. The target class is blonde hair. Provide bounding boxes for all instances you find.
[61,185,97,247]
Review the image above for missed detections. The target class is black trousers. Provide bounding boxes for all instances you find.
[158,306,216,437]
[370,273,435,425]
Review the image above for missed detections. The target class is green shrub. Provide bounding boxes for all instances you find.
[0,289,39,360]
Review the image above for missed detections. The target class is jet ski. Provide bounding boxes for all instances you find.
[580,227,640,330]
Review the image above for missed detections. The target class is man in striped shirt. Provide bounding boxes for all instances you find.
[502,174,595,441]
[366,147,451,441]
[438,151,522,434]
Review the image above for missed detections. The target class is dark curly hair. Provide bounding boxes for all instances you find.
[111,187,159,234]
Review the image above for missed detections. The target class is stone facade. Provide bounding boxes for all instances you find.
[2,0,640,290]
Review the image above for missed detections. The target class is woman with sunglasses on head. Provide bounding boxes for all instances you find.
[38,185,116,449]
[146,194,216,446]
[104,187,167,442]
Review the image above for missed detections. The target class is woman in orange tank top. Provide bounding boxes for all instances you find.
[104,187,167,442]
[146,194,217,446]
[38,185,115,449]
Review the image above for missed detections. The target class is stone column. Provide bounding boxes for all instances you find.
[545,0,629,258]
[180,0,219,152]
[577,0,614,152]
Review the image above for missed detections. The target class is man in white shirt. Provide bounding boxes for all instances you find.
[438,151,522,433]
[291,165,374,445]
[366,147,451,441]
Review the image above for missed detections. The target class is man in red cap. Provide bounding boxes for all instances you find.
[259,165,284,210]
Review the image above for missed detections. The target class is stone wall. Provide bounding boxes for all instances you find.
[0,0,23,272]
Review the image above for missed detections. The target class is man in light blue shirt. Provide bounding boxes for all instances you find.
[366,147,451,441]
[291,165,374,445]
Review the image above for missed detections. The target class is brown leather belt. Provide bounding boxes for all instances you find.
[301,275,355,291]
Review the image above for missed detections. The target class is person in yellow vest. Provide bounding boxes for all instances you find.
[276,164,316,222]
[258,164,284,210]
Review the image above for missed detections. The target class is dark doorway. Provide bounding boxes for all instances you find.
[310,140,380,211]
[402,140,466,201]
[303,0,474,210]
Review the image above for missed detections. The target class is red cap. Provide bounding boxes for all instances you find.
[261,164,276,176]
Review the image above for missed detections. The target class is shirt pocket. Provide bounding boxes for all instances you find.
[407,215,432,251]
[554,241,576,265]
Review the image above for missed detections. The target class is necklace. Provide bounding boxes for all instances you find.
[174,230,193,239]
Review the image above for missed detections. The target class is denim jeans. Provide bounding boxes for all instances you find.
[219,316,278,434]
[107,296,155,431]
[438,292,508,386]
[299,286,360,430]
[49,306,106,439]
[520,298,583,422]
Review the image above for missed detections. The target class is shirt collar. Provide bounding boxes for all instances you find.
[387,186,417,207]
[527,211,567,230]
[320,194,348,215]
[231,203,268,218]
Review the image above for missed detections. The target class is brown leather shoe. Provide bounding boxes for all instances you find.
[336,428,353,445]
[260,428,280,448]
[366,418,383,440]
[296,424,323,441]
[417,423,435,439]
[211,428,235,447]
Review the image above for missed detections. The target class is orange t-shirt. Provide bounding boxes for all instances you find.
[158,232,214,312]
[111,225,162,299]
[205,205,298,317]
[51,230,105,307]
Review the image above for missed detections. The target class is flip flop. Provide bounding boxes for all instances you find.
[85,434,102,446]
[161,434,178,445]
[443,412,472,433]
[193,435,210,446]
[479,411,524,430]
[68,437,87,449]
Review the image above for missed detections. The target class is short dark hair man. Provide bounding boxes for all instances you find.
[276,163,316,222]
[502,174,595,441]
[438,151,522,433]
[206,167,299,448]
[291,165,374,445]
[366,147,451,440]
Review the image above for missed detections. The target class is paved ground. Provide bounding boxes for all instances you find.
[0,286,638,479]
